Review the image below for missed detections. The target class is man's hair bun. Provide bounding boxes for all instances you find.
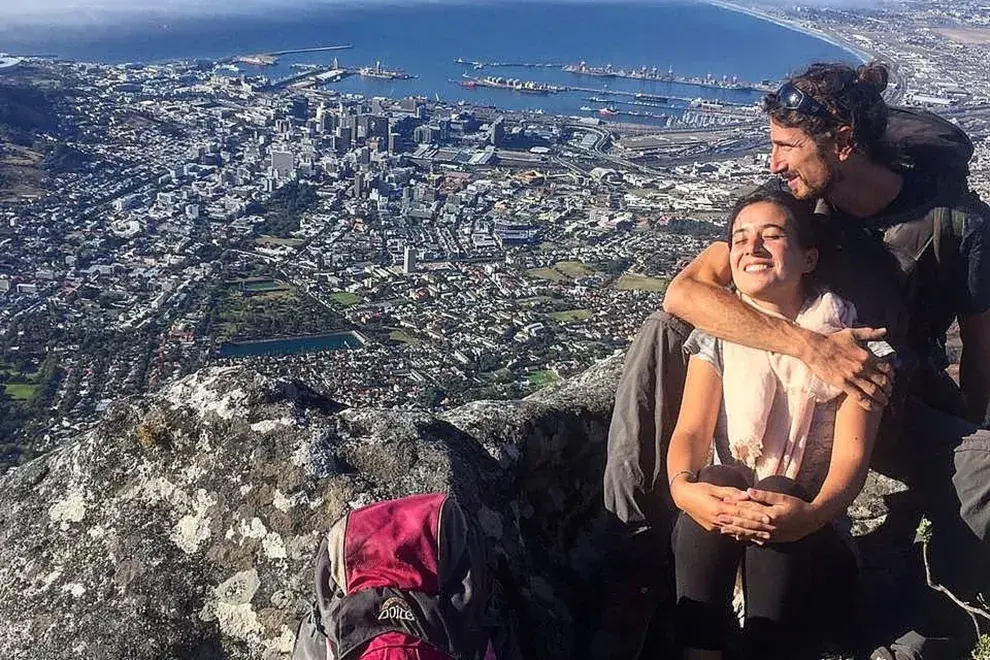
[857,62,889,92]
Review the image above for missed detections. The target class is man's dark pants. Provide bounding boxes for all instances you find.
[594,311,990,660]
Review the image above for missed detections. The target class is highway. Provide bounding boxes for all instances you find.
[566,123,664,176]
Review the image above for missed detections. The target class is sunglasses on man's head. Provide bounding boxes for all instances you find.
[763,82,832,120]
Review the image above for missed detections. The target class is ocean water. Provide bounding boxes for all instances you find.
[0,1,857,114]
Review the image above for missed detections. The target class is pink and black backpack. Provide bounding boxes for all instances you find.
[292,493,498,660]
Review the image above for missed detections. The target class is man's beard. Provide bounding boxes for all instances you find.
[804,160,842,200]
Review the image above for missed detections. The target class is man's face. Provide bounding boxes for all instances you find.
[768,119,838,200]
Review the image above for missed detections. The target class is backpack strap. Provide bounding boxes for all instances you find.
[930,200,969,296]
[931,205,965,272]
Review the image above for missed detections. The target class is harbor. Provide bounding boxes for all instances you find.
[457,74,761,108]
[208,16,800,122]
[454,58,777,93]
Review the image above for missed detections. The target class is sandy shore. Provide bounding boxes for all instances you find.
[701,0,871,65]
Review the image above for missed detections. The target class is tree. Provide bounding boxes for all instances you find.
[257,181,318,237]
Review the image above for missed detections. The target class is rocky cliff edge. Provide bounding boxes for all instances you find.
[0,357,912,660]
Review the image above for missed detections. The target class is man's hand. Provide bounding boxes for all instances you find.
[804,327,893,410]
[723,489,822,543]
[673,481,773,541]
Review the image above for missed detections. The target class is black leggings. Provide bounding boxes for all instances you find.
[672,464,859,659]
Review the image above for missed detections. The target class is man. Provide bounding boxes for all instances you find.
[602,61,990,660]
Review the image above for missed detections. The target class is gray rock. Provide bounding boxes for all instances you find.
[0,359,626,660]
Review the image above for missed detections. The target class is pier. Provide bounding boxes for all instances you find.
[231,45,353,67]
[456,58,564,70]
[563,63,775,93]
[268,66,351,90]
[458,75,760,108]
[585,93,755,109]
[268,62,414,90]
[266,45,353,57]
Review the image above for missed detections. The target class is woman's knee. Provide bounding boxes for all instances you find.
[698,464,749,490]
[753,475,810,501]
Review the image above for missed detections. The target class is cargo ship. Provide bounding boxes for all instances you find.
[565,61,777,92]
[235,54,278,67]
[359,61,416,80]
[564,62,618,78]
[634,93,669,103]
[459,74,561,95]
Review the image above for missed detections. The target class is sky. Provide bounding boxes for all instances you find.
[0,0,887,26]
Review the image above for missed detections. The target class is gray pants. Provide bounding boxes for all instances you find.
[603,310,692,531]
[874,396,990,597]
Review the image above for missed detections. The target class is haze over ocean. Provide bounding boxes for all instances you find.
[0,1,858,113]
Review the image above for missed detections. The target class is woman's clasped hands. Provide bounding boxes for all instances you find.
[671,479,772,545]
[716,488,825,544]
[671,477,824,545]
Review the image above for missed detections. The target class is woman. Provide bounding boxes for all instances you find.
[666,187,889,660]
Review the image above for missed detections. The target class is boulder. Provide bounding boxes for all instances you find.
[0,358,913,660]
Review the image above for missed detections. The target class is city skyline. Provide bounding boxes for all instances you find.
[0,0,987,469]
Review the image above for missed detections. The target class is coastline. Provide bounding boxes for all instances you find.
[700,0,872,65]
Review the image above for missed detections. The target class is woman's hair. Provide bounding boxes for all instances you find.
[763,61,890,160]
[726,186,820,249]
[725,186,827,290]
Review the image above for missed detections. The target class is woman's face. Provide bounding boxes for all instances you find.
[729,201,818,304]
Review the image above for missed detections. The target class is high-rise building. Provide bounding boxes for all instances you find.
[403,246,416,274]
[315,103,328,132]
[334,126,352,153]
[489,117,506,147]
[367,115,389,140]
[388,132,400,154]
[414,125,435,145]
[290,95,309,122]
[270,149,294,180]
[353,172,364,198]
[436,119,451,144]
